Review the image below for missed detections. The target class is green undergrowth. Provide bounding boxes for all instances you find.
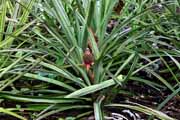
[0,0,179,120]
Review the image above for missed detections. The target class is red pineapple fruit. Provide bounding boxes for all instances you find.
[83,48,94,71]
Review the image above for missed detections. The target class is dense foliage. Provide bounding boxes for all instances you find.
[0,0,179,120]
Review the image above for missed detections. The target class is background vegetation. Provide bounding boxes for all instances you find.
[0,0,179,120]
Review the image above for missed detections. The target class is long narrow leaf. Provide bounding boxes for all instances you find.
[106,103,175,120]
[66,77,123,98]
[0,0,7,41]
[0,107,27,120]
